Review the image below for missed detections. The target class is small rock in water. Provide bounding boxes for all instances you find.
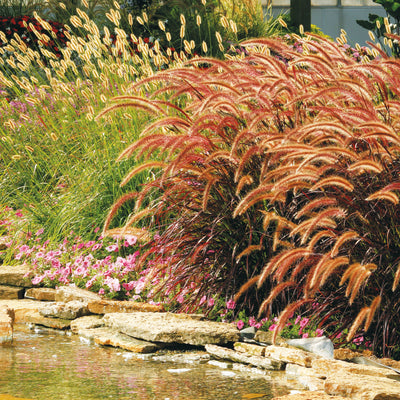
[166,368,192,373]
[220,370,236,377]
[286,336,334,359]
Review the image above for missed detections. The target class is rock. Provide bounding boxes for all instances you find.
[94,328,161,353]
[324,372,400,399]
[311,358,400,380]
[272,391,348,400]
[54,285,102,303]
[254,330,287,346]
[240,326,256,340]
[153,352,210,364]
[205,344,284,370]
[39,300,90,320]
[103,312,240,346]
[234,342,266,356]
[285,363,326,379]
[0,305,14,344]
[0,299,49,325]
[17,309,71,330]
[70,315,104,333]
[286,337,334,359]
[334,347,361,361]
[0,285,24,299]
[25,288,57,301]
[264,345,320,368]
[0,264,32,287]
[87,299,164,314]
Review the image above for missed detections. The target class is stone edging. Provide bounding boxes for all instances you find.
[1,284,400,399]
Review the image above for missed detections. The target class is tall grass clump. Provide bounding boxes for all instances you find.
[103,34,400,358]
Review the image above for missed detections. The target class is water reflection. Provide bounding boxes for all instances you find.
[0,332,293,400]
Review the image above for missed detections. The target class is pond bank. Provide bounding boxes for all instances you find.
[1,264,400,400]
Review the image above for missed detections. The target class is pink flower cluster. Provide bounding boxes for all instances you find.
[12,227,155,301]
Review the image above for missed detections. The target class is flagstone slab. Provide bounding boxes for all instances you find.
[39,300,90,320]
[54,286,102,303]
[264,345,320,368]
[70,315,104,333]
[17,309,71,330]
[93,328,161,353]
[205,344,284,371]
[103,311,240,346]
[0,285,24,299]
[271,391,348,400]
[0,299,48,324]
[87,299,164,314]
[324,372,400,399]
[25,288,57,301]
[0,265,32,287]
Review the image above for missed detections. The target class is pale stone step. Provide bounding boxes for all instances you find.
[16,309,71,330]
[0,264,32,287]
[39,300,90,320]
[0,284,24,299]
[103,311,240,346]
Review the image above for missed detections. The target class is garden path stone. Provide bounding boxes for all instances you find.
[25,287,57,301]
[234,342,266,357]
[54,285,102,303]
[254,330,287,346]
[87,299,164,314]
[103,311,240,346]
[0,284,24,299]
[205,344,284,371]
[0,264,32,287]
[39,300,90,320]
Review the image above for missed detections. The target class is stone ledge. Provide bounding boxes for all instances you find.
[0,285,24,299]
[25,287,57,301]
[264,345,320,368]
[0,264,33,287]
[272,391,348,400]
[206,344,284,370]
[87,299,164,314]
[324,372,400,399]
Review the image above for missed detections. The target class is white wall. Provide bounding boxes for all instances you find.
[268,1,387,46]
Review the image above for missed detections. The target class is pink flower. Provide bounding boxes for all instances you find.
[123,235,137,247]
[302,333,309,339]
[106,244,119,252]
[226,299,236,310]
[295,316,301,325]
[35,228,44,236]
[248,317,257,327]
[353,336,364,346]
[207,298,215,308]
[92,243,102,251]
[94,227,100,233]
[98,288,105,295]
[236,320,244,330]
[300,318,309,329]
[315,328,324,337]
[199,295,207,306]
[177,294,185,304]
[269,324,277,332]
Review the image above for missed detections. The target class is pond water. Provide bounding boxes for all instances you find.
[0,330,300,400]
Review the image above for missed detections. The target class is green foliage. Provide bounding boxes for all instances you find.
[0,0,42,17]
